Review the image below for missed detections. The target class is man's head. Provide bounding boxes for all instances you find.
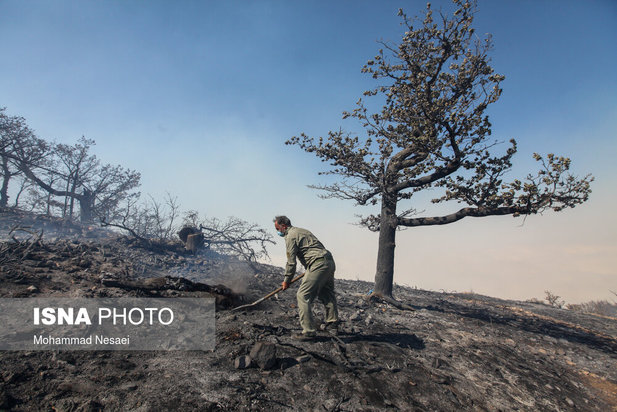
[273,215,292,235]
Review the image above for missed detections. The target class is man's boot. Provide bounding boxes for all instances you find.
[292,331,317,341]
[321,321,339,336]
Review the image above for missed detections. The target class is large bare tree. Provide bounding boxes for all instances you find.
[0,108,45,208]
[54,137,100,219]
[287,0,593,300]
[2,119,141,223]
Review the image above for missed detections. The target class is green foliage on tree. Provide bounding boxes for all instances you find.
[287,0,593,298]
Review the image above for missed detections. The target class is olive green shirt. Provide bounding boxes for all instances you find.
[283,226,330,283]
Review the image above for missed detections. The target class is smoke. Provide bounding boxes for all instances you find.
[171,258,256,295]
[207,261,256,295]
[0,209,114,243]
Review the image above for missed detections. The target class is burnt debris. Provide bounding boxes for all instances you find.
[1,209,616,411]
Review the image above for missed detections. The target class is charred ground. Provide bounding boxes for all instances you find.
[0,210,616,411]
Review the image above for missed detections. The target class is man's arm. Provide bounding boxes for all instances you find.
[282,236,297,288]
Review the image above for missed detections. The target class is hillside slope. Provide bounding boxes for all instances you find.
[0,211,616,411]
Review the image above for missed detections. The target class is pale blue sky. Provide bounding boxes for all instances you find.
[1,0,616,303]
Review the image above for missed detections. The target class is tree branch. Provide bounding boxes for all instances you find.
[397,205,528,227]
[390,159,461,192]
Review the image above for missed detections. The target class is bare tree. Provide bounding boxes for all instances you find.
[0,108,43,208]
[101,192,181,242]
[148,193,181,240]
[0,109,140,223]
[181,211,274,261]
[53,137,99,219]
[196,216,274,262]
[100,194,150,241]
[0,108,19,207]
[26,171,64,216]
[84,163,141,223]
[14,139,140,224]
[104,200,274,262]
[11,176,34,208]
[544,290,565,309]
[287,0,593,301]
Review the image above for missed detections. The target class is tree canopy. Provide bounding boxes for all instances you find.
[287,0,593,299]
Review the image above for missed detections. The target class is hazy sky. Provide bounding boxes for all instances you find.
[1,0,615,304]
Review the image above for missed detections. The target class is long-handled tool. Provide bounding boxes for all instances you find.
[232,273,304,311]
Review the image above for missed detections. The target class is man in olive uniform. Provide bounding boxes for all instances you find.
[274,215,339,340]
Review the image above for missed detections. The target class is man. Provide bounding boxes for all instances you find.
[274,215,339,340]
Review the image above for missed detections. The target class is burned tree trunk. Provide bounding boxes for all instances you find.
[79,189,95,224]
[0,156,10,208]
[374,195,398,298]
[178,226,206,253]
[177,226,201,243]
[185,233,205,253]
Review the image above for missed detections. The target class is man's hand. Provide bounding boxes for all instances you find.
[281,281,289,291]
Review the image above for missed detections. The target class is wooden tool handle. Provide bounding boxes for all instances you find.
[231,273,305,311]
[262,273,305,300]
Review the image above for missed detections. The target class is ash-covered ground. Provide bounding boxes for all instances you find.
[1,210,616,411]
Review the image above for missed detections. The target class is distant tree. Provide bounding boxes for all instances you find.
[147,193,181,241]
[54,137,100,219]
[26,170,64,216]
[181,211,275,262]
[13,136,141,224]
[11,177,34,208]
[196,216,275,262]
[100,192,180,242]
[81,163,141,223]
[102,201,274,263]
[287,0,593,302]
[0,108,43,208]
[544,290,565,309]
[0,108,141,222]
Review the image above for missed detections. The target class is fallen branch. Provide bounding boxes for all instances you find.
[6,225,44,260]
[100,218,151,245]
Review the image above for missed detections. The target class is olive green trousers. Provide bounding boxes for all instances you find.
[296,255,338,334]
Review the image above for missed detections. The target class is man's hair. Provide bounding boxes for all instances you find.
[273,215,292,226]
